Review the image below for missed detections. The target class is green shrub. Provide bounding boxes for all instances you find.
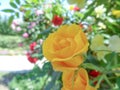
[0,16,15,35]
[0,34,22,49]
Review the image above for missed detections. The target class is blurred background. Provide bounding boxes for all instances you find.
[0,0,120,90]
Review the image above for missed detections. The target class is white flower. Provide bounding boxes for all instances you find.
[98,22,106,29]
[94,4,106,18]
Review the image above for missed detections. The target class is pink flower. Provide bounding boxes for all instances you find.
[35,10,44,16]
[16,27,22,32]
[12,19,19,26]
[31,22,36,27]
[28,22,36,29]
[22,33,29,38]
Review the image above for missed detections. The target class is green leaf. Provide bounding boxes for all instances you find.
[45,13,53,20]
[81,6,94,21]
[25,10,31,17]
[8,15,14,25]
[15,12,19,18]
[10,2,18,8]
[82,63,103,72]
[15,0,20,5]
[2,9,15,13]
[96,0,108,5]
[117,77,120,88]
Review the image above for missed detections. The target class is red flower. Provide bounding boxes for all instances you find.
[74,6,80,11]
[26,53,38,63]
[52,15,63,26]
[89,70,100,77]
[30,42,37,51]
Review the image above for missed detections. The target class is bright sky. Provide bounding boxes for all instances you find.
[0,0,12,18]
[0,0,24,21]
[0,0,11,9]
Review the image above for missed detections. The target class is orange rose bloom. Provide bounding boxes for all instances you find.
[43,24,89,71]
[62,68,97,90]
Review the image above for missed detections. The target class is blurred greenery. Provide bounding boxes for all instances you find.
[0,16,15,35]
[8,63,62,90]
[0,34,23,49]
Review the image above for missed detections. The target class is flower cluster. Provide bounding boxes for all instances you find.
[26,42,38,64]
[43,24,96,90]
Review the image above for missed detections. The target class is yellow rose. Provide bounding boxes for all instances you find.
[62,68,96,90]
[112,10,120,18]
[43,24,89,71]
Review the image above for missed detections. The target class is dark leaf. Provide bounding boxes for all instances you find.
[10,2,18,8]
[8,15,14,26]
[2,9,15,13]
[15,0,20,5]
[117,77,120,88]
[15,12,19,18]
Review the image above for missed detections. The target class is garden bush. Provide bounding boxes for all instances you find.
[0,16,16,35]
[0,34,23,49]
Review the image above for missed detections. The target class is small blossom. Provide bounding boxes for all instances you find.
[31,22,36,27]
[98,22,106,29]
[52,15,63,26]
[35,10,44,16]
[26,52,38,63]
[16,27,22,32]
[12,19,19,26]
[74,6,80,11]
[28,22,36,29]
[30,42,37,51]
[89,70,100,77]
[22,33,29,38]
[94,4,106,18]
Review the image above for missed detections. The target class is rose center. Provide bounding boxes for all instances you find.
[59,39,70,49]
[53,37,71,51]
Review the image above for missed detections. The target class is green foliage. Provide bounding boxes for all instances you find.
[0,34,22,48]
[0,16,15,35]
[10,1,18,8]
[9,63,62,90]
[15,0,20,5]
[2,9,15,13]
[8,15,14,25]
